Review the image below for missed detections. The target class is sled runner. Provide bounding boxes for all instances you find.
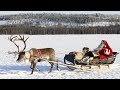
[64,52,119,70]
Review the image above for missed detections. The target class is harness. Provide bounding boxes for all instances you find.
[33,49,42,58]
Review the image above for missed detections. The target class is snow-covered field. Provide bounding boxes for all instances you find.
[0,34,120,79]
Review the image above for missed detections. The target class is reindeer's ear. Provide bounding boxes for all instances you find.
[25,52,30,59]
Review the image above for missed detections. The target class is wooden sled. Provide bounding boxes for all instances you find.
[64,52,119,71]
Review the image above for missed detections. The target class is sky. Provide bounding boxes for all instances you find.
[0,11,120,15]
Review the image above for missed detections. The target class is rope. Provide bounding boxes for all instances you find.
[55,51,69,55]
[41,58,81,69]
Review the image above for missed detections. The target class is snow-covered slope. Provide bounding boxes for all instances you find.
[0,19,119,27]
[1,13,120,27]
[0,35,120,79]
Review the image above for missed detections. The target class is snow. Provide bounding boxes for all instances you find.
[0,34,120,79]
[0,19,120,27]
[0,21,7,25]
[80,22,118,27]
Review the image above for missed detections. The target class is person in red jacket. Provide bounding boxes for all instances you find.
[98,40,113,60]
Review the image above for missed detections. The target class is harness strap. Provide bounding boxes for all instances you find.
[33,49,42,58]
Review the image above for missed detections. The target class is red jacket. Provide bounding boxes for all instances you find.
[99,40,113,60]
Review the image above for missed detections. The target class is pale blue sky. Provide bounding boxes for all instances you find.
[0,11,120,15]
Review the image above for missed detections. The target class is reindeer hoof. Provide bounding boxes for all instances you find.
[57,68,61,71]
[30,72,34,75]
[30,73,33,75]
[48,71,51,73]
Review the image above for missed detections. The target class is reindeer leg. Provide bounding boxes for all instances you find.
[34,59,40,71]
[30,61,36,75]
[56,63,60,71]
[55,60,60,71]
[30,66,40,71]
[49,63,54,73]
[30,62,33,69]
[30,59,40,71]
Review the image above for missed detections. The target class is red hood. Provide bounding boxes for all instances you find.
[102,40,111,49]
[99,40,113,59]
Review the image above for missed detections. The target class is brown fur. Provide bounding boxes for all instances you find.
[75,52,85,61]
[17,48,59,74]
[29,48,56,61]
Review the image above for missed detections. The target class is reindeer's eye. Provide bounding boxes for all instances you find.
[20,52,25,55]
[22,52,25,54]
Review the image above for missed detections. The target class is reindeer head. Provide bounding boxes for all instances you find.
[8,35,29,62]
[17,52,26,62]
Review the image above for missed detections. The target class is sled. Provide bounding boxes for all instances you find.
[64,52,119,71]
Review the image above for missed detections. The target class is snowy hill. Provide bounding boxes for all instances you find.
[0,13,120,34]
[0,35,120,79]
[0,13,120,27]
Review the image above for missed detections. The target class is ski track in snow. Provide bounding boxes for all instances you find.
[0,35,120,79]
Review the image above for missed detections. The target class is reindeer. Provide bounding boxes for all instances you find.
[8,35,59,74]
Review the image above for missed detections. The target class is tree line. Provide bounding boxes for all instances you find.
[0,24,120,35]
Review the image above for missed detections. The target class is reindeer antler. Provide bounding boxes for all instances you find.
[8,35,29,53]
[8,35,20,53]
[18,35,29,52]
